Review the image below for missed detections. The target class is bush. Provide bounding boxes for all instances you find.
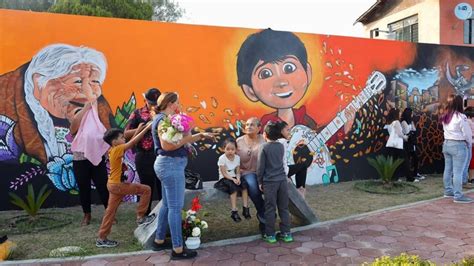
[367,155,404,185]
[8,184,52,220]
[362,253,435,265]
[455,256,474,266]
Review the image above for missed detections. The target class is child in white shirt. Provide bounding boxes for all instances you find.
[214,138,250,222]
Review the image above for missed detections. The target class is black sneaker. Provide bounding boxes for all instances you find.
[151,240,172,251]
[96,238,118,248]
[242,206,251,220]
[137,213,156,226]
[231,210,242,222]
[171,248,197,260]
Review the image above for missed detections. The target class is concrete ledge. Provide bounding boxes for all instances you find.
[134,181,318,248]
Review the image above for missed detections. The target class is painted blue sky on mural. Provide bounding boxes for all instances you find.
[394,68,439,93]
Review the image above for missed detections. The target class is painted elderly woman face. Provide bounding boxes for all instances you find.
[33,63,102,121]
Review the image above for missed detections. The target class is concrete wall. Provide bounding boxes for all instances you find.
[1,9,473,210]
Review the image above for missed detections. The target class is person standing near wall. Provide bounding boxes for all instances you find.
[151,92,216,259]
[70,101,111,226]
[463,106,474,188]
[400,108,425,182]
[276,120,309,198]
[385,108,412,182]
[441,95,473,203]
[236,117,266,235]
[125,88,162,215]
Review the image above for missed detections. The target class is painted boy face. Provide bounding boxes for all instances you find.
[242,56,312,109]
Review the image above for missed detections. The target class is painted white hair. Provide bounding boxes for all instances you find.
[23,44,108,159]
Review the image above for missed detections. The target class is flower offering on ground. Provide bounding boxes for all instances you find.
[182,196,208,239]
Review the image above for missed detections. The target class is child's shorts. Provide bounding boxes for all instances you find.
[214,178,249,195]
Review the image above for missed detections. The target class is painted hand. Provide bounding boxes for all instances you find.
[343,107,356,134]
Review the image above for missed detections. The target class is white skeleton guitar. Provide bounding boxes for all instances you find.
[287,71,387,185]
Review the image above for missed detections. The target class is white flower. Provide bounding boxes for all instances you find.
[171,132,183,143]
[187,210,196,216]
[190,215,196,221]
[192,227,201,237]
[201,221,208,229]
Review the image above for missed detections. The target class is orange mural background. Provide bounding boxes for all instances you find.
[0,9,417,127]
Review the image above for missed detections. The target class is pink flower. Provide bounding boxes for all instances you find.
[170,114,193,133]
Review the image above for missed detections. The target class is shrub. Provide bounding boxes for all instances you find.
[367,155,404,185]
[455,256,474,266]
[362,253,435,266]
[8,184,52,220]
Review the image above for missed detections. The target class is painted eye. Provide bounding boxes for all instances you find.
[283,62,297,74]
[258,68,273,79]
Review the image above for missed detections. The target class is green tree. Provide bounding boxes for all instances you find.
[49,0,153,20]
[0,0,53,11]
[1,0,184,22]
[151,0,183,22]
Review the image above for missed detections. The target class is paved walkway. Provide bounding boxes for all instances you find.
[14,194,474,265]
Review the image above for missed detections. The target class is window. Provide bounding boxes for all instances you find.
[388,15,418,42]
[370,28,380,38]
[465,19,474,44]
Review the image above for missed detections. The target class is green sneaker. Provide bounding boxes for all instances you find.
[263,234,277,244]
[278,232,294,243]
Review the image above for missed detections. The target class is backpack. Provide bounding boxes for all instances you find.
[185,168,203,190]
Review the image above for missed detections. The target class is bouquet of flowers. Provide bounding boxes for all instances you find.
[182,197,208,239]
[159,113,194,144]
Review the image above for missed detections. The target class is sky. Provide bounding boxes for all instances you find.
[174,0,377,38]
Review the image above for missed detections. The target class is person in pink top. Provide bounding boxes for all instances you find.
[70,101,110,226]
[236,117,266,235]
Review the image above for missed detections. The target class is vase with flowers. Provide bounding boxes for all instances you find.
[182,197,208,249]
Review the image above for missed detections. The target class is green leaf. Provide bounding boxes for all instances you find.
[114,93,137,129]
[367,155,404,184]
[26,184,36,215]
[8,184,51,218]
[19,153,42,165]
[9,192,32,215]
[36,185,52,211]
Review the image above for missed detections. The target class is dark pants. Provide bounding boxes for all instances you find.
[263,180,291,236]
[288,163,308,188]
[386,147,413,181]
[73,158,109,213]
[405,149,419,178]
[135,151,162,215]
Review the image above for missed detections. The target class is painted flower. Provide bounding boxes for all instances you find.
[191,227,201,237]
[0,115,19,162]
[46,153,76,192]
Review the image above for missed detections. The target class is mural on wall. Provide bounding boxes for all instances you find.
[0,9,473,210]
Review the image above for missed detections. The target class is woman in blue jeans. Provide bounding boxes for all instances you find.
[151,92,216,260]
[441,95,473,203]
[236,117,266,234]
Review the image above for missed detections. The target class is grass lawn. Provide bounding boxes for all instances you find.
[1,175,447,260]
